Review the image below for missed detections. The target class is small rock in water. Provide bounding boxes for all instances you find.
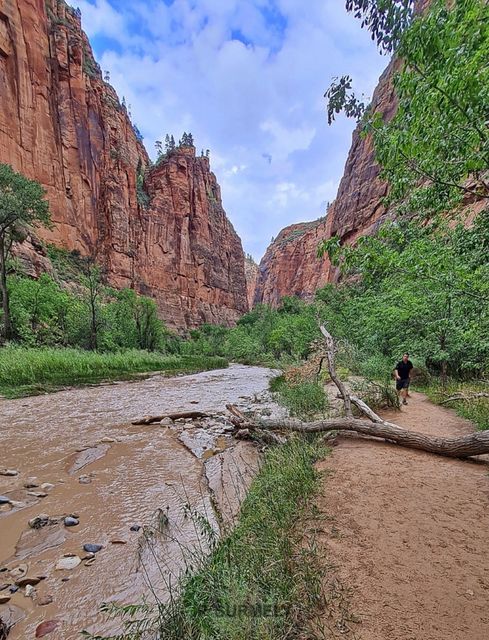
[23,477,39,488]
[15,576,42,587]
[24,584,36,598]
[0,469,19,477]
[35,619,60,637]
[55,556,81,570]
[83,544,103,554]
[40,483,55,491]
[9,565,28,579]
[37,594,54,606]
[27,491,48,498]
[9,500,26,508]
[9,585,19,593]
[64,517,79,527]
[28,514,50,529]
[0,594,11,604]
[78,475,92,485]
[130,524,142,532]
[235,428,251,440]
[0,496,11,505]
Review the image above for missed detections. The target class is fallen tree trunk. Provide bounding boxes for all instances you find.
[132,411,209,425]
[224,325,489,460]
[228,412,489,458]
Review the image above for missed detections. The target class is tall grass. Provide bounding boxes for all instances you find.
[425,380,489,431]
[0,346,227,398]
[269,375,329,418]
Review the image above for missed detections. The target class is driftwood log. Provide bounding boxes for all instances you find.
[132,411,209,425]
[227,325,489,460]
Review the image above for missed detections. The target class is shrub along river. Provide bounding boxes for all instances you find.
[0,364,284,639]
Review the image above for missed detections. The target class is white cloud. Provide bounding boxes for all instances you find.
[74,0,387,260]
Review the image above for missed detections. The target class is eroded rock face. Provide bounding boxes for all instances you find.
[254,62,398,306]
[134,149,248,328]
[244,256,259,309]
[0,0,247,328]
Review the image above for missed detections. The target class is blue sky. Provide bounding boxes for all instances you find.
[73,0,387,260]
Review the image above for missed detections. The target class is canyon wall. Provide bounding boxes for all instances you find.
[254,61,398,306]
[0,0,247,328]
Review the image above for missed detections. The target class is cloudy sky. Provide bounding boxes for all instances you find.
[73,0,387,261]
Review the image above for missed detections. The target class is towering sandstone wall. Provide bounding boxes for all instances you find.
[254,60,398,306]
[0,0,247,328]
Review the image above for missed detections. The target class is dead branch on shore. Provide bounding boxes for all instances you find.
[226,326,489,460]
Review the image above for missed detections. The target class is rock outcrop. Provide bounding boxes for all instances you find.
[254,61,398,306]
[244,256,259,309]
[0,0,247,328]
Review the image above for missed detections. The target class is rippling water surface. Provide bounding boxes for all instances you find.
[0,364,282,638]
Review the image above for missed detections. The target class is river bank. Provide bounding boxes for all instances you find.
[0,364,284,638]
[0,347,227,398]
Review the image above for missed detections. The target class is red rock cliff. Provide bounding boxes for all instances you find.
[0,0,247,328]
[254,61,397,306]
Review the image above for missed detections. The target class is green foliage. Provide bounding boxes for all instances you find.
[345,0,414,53]
[0,164,51,340]
[425,381,489,431]
[371,0,489,215]
[0,347,226,398]
[327,0,489,216]
[270,376,329,419]
[318,214,489,380]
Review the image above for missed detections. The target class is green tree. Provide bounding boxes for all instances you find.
[80,259,104,350]
[0,164,50,342]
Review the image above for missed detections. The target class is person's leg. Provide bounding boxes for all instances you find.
[401,381,408,404]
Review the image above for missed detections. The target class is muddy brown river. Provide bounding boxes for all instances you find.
[0,364,283,639]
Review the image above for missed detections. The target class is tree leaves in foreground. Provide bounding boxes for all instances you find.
[327,0,489,216]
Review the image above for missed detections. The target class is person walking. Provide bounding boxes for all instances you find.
[395,352,413,405]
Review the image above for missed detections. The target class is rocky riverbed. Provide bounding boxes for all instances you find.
[0,364,285,639]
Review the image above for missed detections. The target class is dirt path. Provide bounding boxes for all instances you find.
[315,391,489,640]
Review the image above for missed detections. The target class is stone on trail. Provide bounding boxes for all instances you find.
[130,524,141,532]
[40,483,55,491]
[160,417,173,426]
[0,469,19,477]
[0,496,11,505]
[0,594,11,604]
[37,594,54,606]
[27,491,48,498]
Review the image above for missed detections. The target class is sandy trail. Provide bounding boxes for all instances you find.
[315,390,489,640]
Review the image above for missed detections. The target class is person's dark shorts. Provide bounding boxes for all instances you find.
[396,378,410,391]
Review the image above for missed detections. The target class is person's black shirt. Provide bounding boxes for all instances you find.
[396,360,413,380]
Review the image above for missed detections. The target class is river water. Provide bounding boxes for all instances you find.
[0,364,283,639]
